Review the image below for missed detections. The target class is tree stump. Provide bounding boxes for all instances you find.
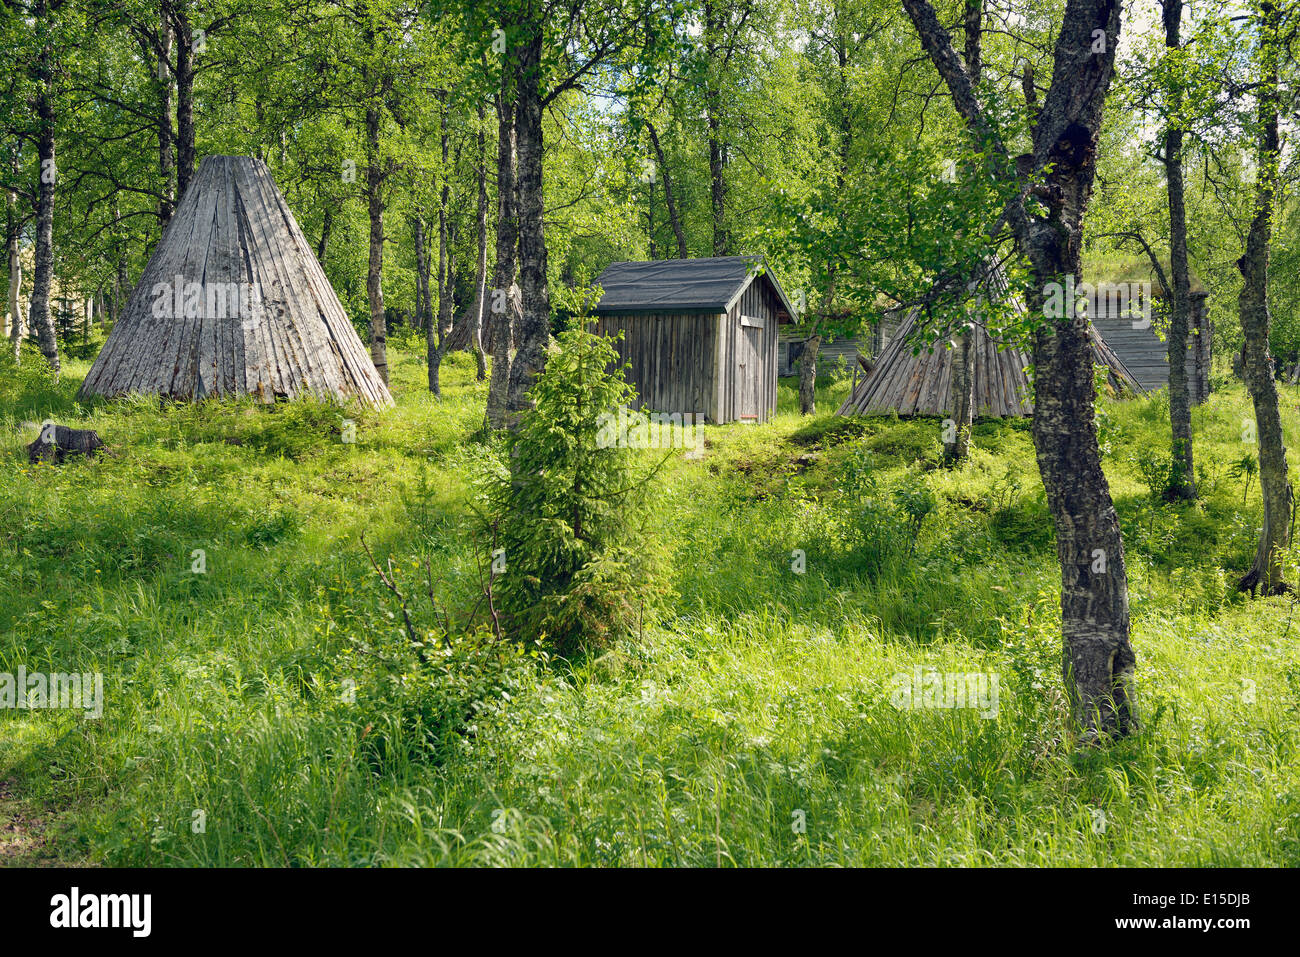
[27,424,106,464]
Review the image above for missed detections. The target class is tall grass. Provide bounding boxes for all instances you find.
[1,342,1297,866]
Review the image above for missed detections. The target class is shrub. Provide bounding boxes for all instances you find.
[485,323,668,656]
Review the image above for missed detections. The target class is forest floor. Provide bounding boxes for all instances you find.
[1,333,1298,866]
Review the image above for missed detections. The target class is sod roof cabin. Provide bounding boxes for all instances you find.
[79,156,392,407]
[591,256,797,424]
[1084,258,1212,402]
[837,262,1144,419]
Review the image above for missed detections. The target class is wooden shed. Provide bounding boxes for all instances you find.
[591,257,796,424]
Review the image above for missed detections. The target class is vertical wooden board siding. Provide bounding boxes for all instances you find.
[153,171,207,395]
[107,188,176,394]
[78,156,391,407]
[695,315,707,414]
[594,311,718,418]
[215,159,238,395]
[717,314,728,421]
[238,179,275,398]
[730,310,736,420]
[671,315,682,412]
[266,157,328,396]
[655,315,666,408]
[200,161,226,396]
[255,159,311,398]
[662,315,671,409]
[641,314,654,406]
[171,169,220,396]
[592,269,784,426]
[680,314,692,413]
[655,313,666,406]
[251,161,311,397]
[276,157,382,404]
[236,173,272,397]
[722,303,735,422]
[140,171,207,396]
[741,275,779,422]
[766,280,778,416]
[232,158,292,397]
[707,314,716,421]
[260,161,339,400]
[739,281,755,421]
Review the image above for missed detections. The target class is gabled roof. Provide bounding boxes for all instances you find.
[593,256,799,319]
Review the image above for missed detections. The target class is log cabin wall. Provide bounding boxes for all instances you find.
[1091,297,1211,403]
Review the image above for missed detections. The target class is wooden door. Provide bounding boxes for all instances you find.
[737,322,762,421]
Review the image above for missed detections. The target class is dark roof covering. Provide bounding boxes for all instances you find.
[593,256,799,319]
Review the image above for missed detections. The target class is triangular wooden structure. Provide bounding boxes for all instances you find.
[79,156,392,406]
[837,264,1143,419]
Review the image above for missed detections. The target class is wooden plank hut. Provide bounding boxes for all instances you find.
[838,262,1144,419]
[591,256,796,424]
[79,156,392,406]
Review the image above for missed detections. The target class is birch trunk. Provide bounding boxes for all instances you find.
[114,195,130,321]
[704,1,729,256]
[172,2,196,199]
[365,103,388,385]
[1237,0,1292,595]
[414,215,428,333]
[505,27,549,421]
[486,86,518,429]
[706,117,727,256]
[904,0,1136,737]
[30,23,61,374]
[157,11,175,226]
[798,336,820,414]
[944,0,981,465]
[646,121,687,259]
[1164,0,1195,499]
[428,96,451,396]
[471,105,489,381]
[6,157,21,360]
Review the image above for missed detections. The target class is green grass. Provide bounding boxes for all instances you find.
[1,341,1298,866]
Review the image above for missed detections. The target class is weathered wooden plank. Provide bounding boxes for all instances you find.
[79,156,391,407]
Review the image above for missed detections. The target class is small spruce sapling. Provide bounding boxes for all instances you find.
[487,300,669,656]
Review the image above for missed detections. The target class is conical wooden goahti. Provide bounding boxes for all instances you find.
[838,263,1034,418]
[837,265,1146,419]
[79,156,392,407]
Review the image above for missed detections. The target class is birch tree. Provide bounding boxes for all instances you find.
[1236,0,1294,596]
[903,0,1137,737]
